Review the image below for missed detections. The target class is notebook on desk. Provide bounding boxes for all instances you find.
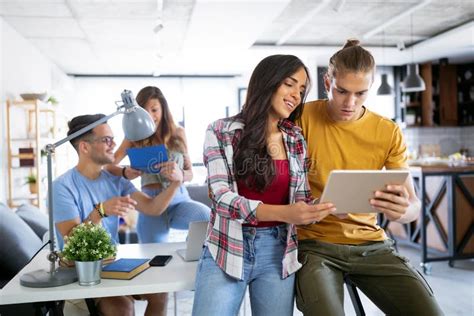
[176,221,208,262]
[101,258,150,280]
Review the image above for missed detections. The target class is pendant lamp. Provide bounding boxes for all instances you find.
[377,74,393,95]
[377,30,393,95]
[402,14,425,92]
[402,64,426,92]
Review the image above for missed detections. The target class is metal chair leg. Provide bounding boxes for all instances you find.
[174,292,178,316]
[85,298,99,316]
[345,278,365,316]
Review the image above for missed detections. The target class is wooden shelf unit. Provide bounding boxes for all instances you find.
[5,99,57,209]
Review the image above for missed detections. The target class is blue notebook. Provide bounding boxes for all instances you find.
[101,258,150,280]
[126,144,168,174]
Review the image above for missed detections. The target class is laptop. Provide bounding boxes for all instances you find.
[176,221,209,262]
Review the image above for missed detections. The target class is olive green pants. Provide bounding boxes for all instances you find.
[296,239,443,316]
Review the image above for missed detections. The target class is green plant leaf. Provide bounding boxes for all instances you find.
[61,222,116,261]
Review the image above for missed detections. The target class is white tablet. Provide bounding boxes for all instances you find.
[320,170,409,214]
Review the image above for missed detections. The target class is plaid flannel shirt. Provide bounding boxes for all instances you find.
[203,117,313,280]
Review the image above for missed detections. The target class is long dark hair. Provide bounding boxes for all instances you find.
[134,86,185,152]
[234,54,310,192]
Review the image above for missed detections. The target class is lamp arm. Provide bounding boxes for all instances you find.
[49,108,124,151]
[43,107,124,268]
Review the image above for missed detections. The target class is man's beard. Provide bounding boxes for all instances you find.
[90,152,114,165]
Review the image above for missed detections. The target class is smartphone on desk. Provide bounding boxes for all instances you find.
[149,255,173,266]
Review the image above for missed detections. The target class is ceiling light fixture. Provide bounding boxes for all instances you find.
[153,22,164,34]
[377,30,393,95]
[153,0,164,34]
[332,0,346,12]
[377,74,393,95]
[396,40,406,51]
[402,14,426,92]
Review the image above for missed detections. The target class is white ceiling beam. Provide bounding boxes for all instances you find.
[363,0,432,39]
[256,21,474,66]
[276,0,331,46]
[410,20,474,63]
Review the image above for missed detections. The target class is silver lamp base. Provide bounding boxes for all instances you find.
[20,267,78,288]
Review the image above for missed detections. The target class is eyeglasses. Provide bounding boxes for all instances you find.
[88,136,115,147]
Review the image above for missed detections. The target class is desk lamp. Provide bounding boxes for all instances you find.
[20,90,156,287]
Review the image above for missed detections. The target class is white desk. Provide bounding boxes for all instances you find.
[0,242,197,305]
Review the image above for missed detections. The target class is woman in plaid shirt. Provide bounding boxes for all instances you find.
[192,55,336,316]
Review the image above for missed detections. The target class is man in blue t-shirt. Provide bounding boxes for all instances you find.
[54,114,183,316]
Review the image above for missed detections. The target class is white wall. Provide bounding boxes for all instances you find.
[72,76,240,175]
[0,17,73,204]
[365,67,396,120]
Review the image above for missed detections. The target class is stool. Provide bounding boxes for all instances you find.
[345,277,366,316]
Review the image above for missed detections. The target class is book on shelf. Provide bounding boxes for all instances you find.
[19,148,35,167]
[101,258,150,280]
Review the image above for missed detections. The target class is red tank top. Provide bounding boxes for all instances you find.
[238,159,289,227]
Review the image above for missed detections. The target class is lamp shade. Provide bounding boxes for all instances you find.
[122,106,156,141]
[402,64,426,92]
[377,74,393,95]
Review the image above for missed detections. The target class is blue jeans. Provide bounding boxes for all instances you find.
[137,186,210,243]
[192,225,295,316]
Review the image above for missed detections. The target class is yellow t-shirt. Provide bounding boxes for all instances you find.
[297,100,408,244]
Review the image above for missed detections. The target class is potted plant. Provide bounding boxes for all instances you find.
[47,95,59,106]
[25,174,37,194]
[62,222,117,286]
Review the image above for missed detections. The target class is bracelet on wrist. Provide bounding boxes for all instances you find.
[95,202,107,218]
[122,166,129,179]
[99,202,107,217]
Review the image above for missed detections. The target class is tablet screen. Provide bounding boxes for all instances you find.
[320,170,409,214]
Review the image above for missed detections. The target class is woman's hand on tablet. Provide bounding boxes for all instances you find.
[282,201,336,225]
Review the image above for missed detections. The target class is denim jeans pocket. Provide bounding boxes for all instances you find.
[197,246,213,272]
[201,246,213,259]
[276,225,288,245]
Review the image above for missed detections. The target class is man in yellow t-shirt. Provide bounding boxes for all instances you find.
[295,40,443,315]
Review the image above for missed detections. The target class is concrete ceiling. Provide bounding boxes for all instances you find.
[1,0,473,75]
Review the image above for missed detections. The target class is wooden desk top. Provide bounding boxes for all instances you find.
[409,164,474,174]
[0,242,196,305]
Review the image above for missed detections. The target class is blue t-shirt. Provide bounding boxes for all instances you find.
[53,167,137,249]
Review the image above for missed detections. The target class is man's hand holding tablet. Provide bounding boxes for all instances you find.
[319,170,410,214]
